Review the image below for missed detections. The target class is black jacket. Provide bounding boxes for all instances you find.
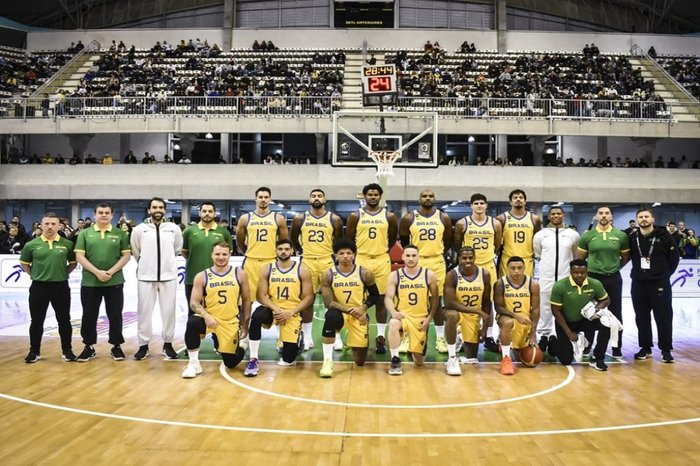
[629,226,680,282]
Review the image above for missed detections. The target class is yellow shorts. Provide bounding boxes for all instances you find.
[419,255,446,297]
[201,318,239,354]
[458,312,482,344]
[477,260,497,298]
[263,312,302,344]
[302,256,335,293]
[342,313,370,348]
[355,253,391,295]
[498,256,534,278]
[497,314,532,350]
[243,257,274,300]
[399,314,428,354]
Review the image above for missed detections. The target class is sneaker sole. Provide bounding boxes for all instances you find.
[319,372,333,378]
[77,355,96,362]
[244,372,258,377]
[112,355,125,361]
[133,352,150,360]
[25,356,41,364]
[161,352,179,359]
[388,370,403,376]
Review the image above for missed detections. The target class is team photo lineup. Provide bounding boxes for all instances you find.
[20,183,680,380]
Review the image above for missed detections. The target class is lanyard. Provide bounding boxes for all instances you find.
[636,235,656,258]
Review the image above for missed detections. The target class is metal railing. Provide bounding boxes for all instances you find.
[631,43,699,104]
[31,40,101,98]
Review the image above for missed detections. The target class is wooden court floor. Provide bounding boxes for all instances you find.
[1,301,699,465]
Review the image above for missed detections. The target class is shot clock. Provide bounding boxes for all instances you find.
[361,64,397,106]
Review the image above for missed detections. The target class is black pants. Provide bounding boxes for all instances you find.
[184,315,245,368]
[554,318,610,364]
[80,285,124,346]
[586,271,623,350]
[250,306,299,363]
[29,281,73,353]
[185,284,194,316]
[631,278,673,351]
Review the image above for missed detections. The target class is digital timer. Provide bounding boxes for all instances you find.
[361,64,397,107]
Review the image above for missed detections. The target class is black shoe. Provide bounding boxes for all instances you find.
[582,346,591,357]
[484,337,500,353]
[133,345,149,360]
[547,335,558,357]
[538,335,549,353]
[77,345,96,362]
[375,335,387,354]
[634,347,652,360]
[388,356,402,375]
[111,346,125,361]
[589,357,608,371]
[162,343,178,359]
[661,351,674,364]
[62,349,77,362]
[611,348,623,360]
[24,350,40,364]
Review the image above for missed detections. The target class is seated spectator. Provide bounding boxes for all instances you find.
[680,229,698,259]
[41,153,54,164]
[102,153,113,164]
[163,154,174,164]
[647,46,657,58]
[0,225,25,254]
[69,154,82,165]
[366,54,377,65]
[123,151,137,164]
[85,153,97,164]
[668,157,679,168]
[654,156,665,168]
[54,154,65,164]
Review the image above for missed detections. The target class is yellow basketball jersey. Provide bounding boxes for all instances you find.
[409,209,445,257]
[203,266,241,322]
[462,215,497,265]
[300,211,334,258]
[501,212,535,259]
[245,212,278,259]
[267,261,302,311]
[395,267,430,317]
[453,266,485,309]
[501,276,532,316]
[356,207,389,256]
[330,265,366,308]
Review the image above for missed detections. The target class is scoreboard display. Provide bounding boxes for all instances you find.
[361,64,397,106]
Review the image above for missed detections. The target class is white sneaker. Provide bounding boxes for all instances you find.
[304,339,314,351]
[277,359,297,366]
[398,335,410,353]
[445,356,462,376]
[333,336,343,351]
[459,356,479,365]
[181,362,202,379]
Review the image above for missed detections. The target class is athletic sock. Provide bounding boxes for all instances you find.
[322,343,333,360]
[376,323,387,337]
[435,325,445,339]
[249,340,260,359]
[390,348,399,359]
[501,345,511,358]
[447,344,456,358]
[302,322,313,340]
[187,350,199,364]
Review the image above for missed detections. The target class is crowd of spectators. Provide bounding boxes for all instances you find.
[0,45,74,96]
[656,55,700,100]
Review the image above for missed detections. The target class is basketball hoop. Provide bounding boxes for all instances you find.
[369,151,401,178]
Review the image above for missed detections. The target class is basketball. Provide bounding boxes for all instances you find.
[519,345,543,367]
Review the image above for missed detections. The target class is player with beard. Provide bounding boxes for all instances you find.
[497,189,541,278]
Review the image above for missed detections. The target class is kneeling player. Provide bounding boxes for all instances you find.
[385,245,439,375]
[318,239,379,377]
[494,256,540,376]
[443,247,492,375]
[245,239,313,377]
[183,242,251,379]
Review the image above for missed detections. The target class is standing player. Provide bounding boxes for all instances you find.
[74,203,131,362]
[443,247,492,375]
[494,256,540,376]
[244,239,313,376]
[497,189,541,278]
[318,239,379,377]
[533,206,579,352]
[236,187,289,302]
[385,245,439,375]
[576,206,630,359]
[346,183,398,354]
[399,189,452,353]
[290,188,343,351]
[453,193,502,351]
[183,242,251,378]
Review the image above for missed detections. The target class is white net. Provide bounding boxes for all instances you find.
[368,150,401,178]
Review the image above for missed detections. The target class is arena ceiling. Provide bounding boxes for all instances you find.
[2,0,699,34]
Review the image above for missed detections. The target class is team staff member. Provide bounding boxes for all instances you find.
[443,247,492,375]
[318,239,379,378]
[20,213,78,363]
[550,259,611,371]
[130,197,183,361]
[182,201,233,306]
[494,256,540,376]
[290,188,343,351]
[629,208,680,363]
[245,239,313,377]
[497,189,541,278]
[236,187,288,301]
[182,242,251,379]
[399,189,452,353]
[74,203,131,362]
[347,183,398,354]
[577,206,630,359]
[385,245,439,376]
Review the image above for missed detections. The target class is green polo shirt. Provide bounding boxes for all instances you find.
[181,222,232,285]
[577,225,630,275]
[551,276,608,323]
[19,235,76,282]
[74,224,130,287]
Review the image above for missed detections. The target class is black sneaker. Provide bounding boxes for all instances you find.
[162,343,178,359]
[133,345,149,360]
[24,350,40,364]
[77,345,96,362]
[547,335,558,358]
[388,356,402,375]
[611,348,623,360]
[589,357,608,371]
[111,346,125,361]
[484,337,500,353]
[375,335,387,354]
[538,335,549,353]
[634,347,652,360]
[661,351,674,364]
[62,349,77,362]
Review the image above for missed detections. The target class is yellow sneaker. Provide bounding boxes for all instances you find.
[435,336,448,353]
[398,335,410,353]
[319,359,333,378]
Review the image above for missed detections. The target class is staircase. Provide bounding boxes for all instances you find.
[342,51,364,109]
[31,41,101,97]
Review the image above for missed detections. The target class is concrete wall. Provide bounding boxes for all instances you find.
[562,136,700,163]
